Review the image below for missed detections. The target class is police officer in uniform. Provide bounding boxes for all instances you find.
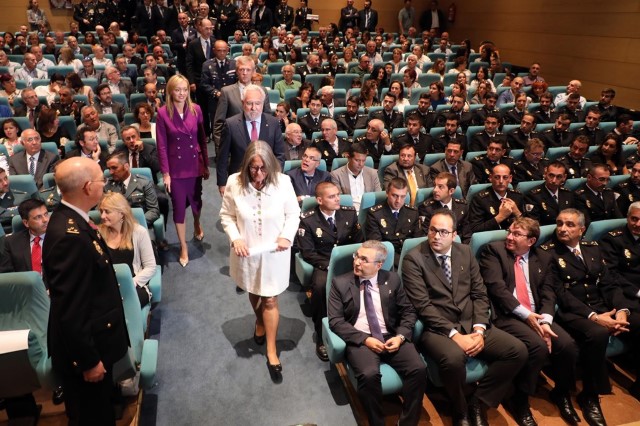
[512,138,548,186]
[365,178,422,267]
[393,114,434,161]
[296,182,364,361]
[294,0,312,30]
[541,113,574,148]
[335,96,368,136]
[470,138,514,184]
[73,0,97,33]
[557,136,592,180]
[541,208,640,424]
[418,172,470,243]
[614,161,640,214]
[469,164,524,233]
[275,0,294,30]
[523,161,575,226]
[200,40,237,139]
[469,112,504,152]
[574,163,622,226]
[0,167,19,233]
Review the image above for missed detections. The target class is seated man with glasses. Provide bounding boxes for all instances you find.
[66,128,109,171]
[402,209,527,426]
[512,138,548,186]
[574,163,622,227]
[286,146,331,203]
[328,240,426,426]
[8,129,60,190]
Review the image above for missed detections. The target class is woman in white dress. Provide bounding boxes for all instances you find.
[220,141,301,382]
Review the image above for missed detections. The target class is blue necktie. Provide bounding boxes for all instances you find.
[361,279,384,342]
[327,217,336,232]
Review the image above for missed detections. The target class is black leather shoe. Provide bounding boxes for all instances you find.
[504,397,537,426]
[577,393,607,426]
[266,357,282,383]
[452,413,472,426]
[550,389,580,425]
[629,382,640,402]
[315,344,329,362]
[253,322,265,345]
[52,386,65,405]
[468,398,489,426]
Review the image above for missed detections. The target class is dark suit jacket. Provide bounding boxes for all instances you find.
[9,150,60,189]
[298,113,331,140]
[14,104,43,123]
[43,204,129,374]
[94,101,126,126]
[328,270,417,346]
[335,112,368,136]
[217,112,285,186]
[402,242,491,336]
[468,188,524,233]
[114,144,161,180]
[135,3,155,38]
[419,8,446,31]
[371,110,404,132]
[357,8,378,32]
[0,229,32,273]
[104,174,160,225]
[429,158,476,197]
[171,25,197,74]
[382,162,432,189]
[185,36,216,86]
[286,167,331,198]
[479,242,558,320]
[312,137,350,170]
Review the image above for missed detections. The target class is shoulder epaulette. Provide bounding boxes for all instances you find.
[340,205,356,211]
[508,188,521,194]
[370,204,384,212]
[617,182,630,188]
[539,242,554,251]
[530,188,542,194]
[478,190,490,198]
[513,160,523,166]
[453,198,466,204]
[423,199,437,206]
[559,186,570,191]
[300,209,316,219]
[582,241,598,246]
[404,204,417,210]
[65,218,80,235]
[473,155,483,161]
[575,189,585,195]
[608,230,623,237]
[397,132,408,138]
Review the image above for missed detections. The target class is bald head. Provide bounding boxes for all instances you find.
[55,157,105,211]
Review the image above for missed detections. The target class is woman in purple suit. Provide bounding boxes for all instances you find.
[156,75,210,267]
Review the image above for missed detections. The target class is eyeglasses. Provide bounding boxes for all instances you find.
[87,177,107,184]
[301,154,319,161]
[428,227,453,238]
[249,166,267,173]
[23,136,41,142]
[353,253,381,264]
[506,230,529,238]
[592,176,610,182]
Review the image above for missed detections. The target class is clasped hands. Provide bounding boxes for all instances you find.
[365,336,403,354]
[593,309,630,336]
[452,330,485,357]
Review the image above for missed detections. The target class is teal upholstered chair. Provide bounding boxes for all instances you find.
[331,156,374,171]
[8,175,39,205]
[584,218,627,242]
[563,177,586,191]
[536,225,557,246]
[378,155,399,183]
[283,159,327,173]
[517,180,544,196]
[470,230,508,259]
[465,183,492,202]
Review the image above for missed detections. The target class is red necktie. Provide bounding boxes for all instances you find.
[251,121,258,141]
[514,255,532,311]
[31,236,42,274]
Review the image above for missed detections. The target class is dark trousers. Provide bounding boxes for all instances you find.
[494,316,578,395]
[311,267,328,339]
[196,87,211,137]
[5,393,38,419]
[61,365,115,426]
[346,341,426,426]
[419,327,527,413]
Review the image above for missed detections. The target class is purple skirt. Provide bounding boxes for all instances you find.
[169,177,203,223]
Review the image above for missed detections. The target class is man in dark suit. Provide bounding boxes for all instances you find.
[480,218,580,426]
[573,107,606,147]
[357,0,378,32]
[614,161,640,214]
[435,95,473,131]
[471,93,499,126]
[104,152,160,226]
[217,84,285,195]
[555,93,585,124]
[328,240,426,426]
[43,157,129,425]
[297,181,364,361]
[512,138,548,186]
[429,139,476,197]
[419,172,470,243]
[116,126,161,180]
[283,123,310,161]
[433,114,468,153]
[295,53,320,83]
[409,94,437,132]
[470,138,514,184]
[469,164,524,233]
[541,113,574,148]
[298,96,331,140]
[393,114,434,162]
[286,146,331,202]
[370,93,404,132]
[469,112,504,152]
[311,119,351,172]
[104,66,135,101]
[0,168,19,234]
[13,89,43,129]
[0,198,48,274]
[251,0,273,34]
[531,92,556,125]
[335,95,368,137]
[402,209,527,426]
[523,161,575,226]
[66,128,110,171]
[352,119,393,169]
[135,0,155,38]
[382,144,432,206]
[541,209,640,424]
[557,136,592,180]
[506,114,541,151]
[338,0,358,33]
[294,0,312,30]
[122,43,145,72]
[319,86,345,119]
[275,0,294,30]
[186,18,215,134]
[171,12,197,75]
[574,163,622,226]
[419,0,446,33]
[365,178,422,267]
[9,130,59,190]
[94,83,126,127]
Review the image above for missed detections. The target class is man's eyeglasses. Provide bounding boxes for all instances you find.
[428,227,453,238]
[353,253,381,264]
[301,154,319,162]
[506,230,529,238]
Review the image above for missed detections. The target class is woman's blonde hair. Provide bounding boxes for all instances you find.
[98,192,136,250]
[165,74,196,120]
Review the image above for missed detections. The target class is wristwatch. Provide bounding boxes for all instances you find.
[396,334,406,344]
[474,329,486,339]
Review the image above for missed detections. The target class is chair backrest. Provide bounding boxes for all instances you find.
[584,219,627,242]
[8,175,38,202]
[301,194,353,213]
[377,155,398,182]
[331,156,374,171]
[42,172,55,190]
[466,183,492,202]
[113,264,144,370]
[358,191,389,230]
[325,241,395,303]
[536,224,556,246]
[545,147,570,161]
[99,113,121,135]
[397,237,428,278]
[423,153,445,166]
[470,230,508,259]
[608,174,630,189]
[517,180,544,196]
[282,159,328,173]
[563,177,586,191]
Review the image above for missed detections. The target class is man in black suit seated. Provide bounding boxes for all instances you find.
[573,107,606,147]
[402,209,527,426]
[328,240,426,426]
[352,118,393,168]
[393,114,434,162]
[298,95,330,140]
[469,112,504,152]
[574,163,622,226]
[433,113,468,153]
[283,123,310,161]
[335,95,368,136]
[365,178,422,267]
[66,128,109,171]
[512,138,548,186]
[295,53,320,83]
[370,93,404,132]
[556,93,585,124]
[506,113,541,151]
[469,164,524,233]
[44,157,130,425]
[470,138,514,184]
[286,146,331,203]
[435,94,473,131]
[0,167,19,234]
[410,93,437,132]
[104,152,161,227]
[13,89,43,129]
[471,92,499,126]
[297,181,364,361]
[480,217,580,426]
[116,126,161,181]
[419,172,470,243]
[0,198,49,274]
[9,129,60,190]
[540,209,640,424]
[530,92,556,125]
[311,118,351,171]
[556,136,592,180]
[50,87,86,127]
[541,113,574,148]
[523,161,575,226]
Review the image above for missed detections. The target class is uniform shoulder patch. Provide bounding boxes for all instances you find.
[404,204,417,210]
[508,188,521,194]
[473,155,483,161]
[608,230,623,237]
[370,204,384,212]
[513,160,523,166]
[340,205,356,211]
[478,190,490,198]
[575,189,585,195]
[300,209,316,219]
[617,182,629,188]
[539,242,554,251]
[582,241,598,246]
[453,198,466,204]
[530,188,542,194]
[66,218,80,234]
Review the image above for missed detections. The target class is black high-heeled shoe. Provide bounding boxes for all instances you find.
[253,322,265,345]
[266,356,282,383]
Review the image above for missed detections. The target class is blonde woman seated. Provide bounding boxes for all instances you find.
[98,192,156,307]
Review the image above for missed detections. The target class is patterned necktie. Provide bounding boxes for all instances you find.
[327,216,336,232]
[132,152,138,168]
[407,169,417,207]
[361,279,384,342]
[251,121,258,141]
[450,164,457,182]
[573,248,585,265]
[31,236,42,274]
[29,156,36,177]
[514,255,532,311]
[28,109,35,127]
[438,255,451,287]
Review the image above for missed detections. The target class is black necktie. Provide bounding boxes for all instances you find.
[361,279,384,342]
[393,211,399,219]
[313,117,318,126]
[327,217,336,232]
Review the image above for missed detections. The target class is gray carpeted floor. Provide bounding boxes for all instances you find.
[142,162,356,426]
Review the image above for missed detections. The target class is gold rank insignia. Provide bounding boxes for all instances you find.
[298,228,305,237]
[490,206,496,215]
[93,240,104,256]
[66,218,79,234]
[630,194,634,202]
[541,202,547,211]
[569,168,575,176]
[586,199,591,208]
[559,258,567,268]
[316,228,323,237]
[381,218,387,228]
[625,249,631,259]
[324,150,329,157]
[484,168,490,176]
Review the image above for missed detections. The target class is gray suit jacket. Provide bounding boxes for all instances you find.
[401,241,491,336]
[104,174,160,225]
[429,158,476,197]
[94,101,126,125]
[330,165,381,196]
[383,162,432,190]
[213,83,272,149]
[9,149,60,189]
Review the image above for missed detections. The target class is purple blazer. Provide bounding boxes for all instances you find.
[156,103,209,179]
